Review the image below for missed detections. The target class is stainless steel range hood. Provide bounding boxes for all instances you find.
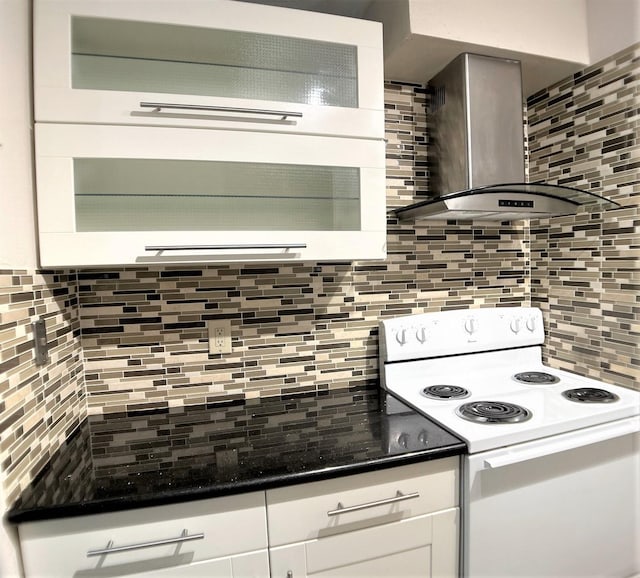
[394,53,620,221]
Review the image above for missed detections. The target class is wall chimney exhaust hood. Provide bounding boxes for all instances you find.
[394,53,620,221]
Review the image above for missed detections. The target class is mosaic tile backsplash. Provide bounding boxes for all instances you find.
[77,82,528,414]
[2,45,638,503]
[528,43,639,389]
[0,271,85,505]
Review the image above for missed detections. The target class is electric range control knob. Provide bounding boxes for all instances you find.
[398,433,409,448]
[510,318,522,334]
[464,318,477,335]
[418,430,429,446]
[415,326,427,344]
[395,328,407,346]
[526,316,536,332]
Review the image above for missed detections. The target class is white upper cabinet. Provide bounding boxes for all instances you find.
[34,0,384,139]
[35,123,386,267]
[33,0,386,266]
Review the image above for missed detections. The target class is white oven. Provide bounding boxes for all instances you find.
[379,307,640,577]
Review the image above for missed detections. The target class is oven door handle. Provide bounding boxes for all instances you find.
[483,417,639,470]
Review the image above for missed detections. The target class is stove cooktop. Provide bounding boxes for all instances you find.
[379,308,640,453]
[384,349,640,453]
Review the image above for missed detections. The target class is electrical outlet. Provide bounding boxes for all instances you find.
[208,320,232,355]
[32,318,49,366]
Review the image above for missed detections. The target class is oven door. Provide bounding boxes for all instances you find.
[463,417,640,578]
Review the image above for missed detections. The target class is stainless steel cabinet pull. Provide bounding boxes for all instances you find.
[87,530,204,557]
[145,244,307,251]
[139,102,303,120]
[327,490,420,516]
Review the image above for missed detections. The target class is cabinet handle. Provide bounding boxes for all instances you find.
[327,490,420,517]
[145,244,307,251]
[139,101,303,121]
[87,530,204,557]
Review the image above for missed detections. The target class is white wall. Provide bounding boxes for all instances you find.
[407,0,591,63]
[0,0,38,270]
[587,0,640,62]
[369,0,593,94]
[1,4,35,575]
[368,0,640,93]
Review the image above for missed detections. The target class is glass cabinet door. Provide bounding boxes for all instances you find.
[71,16,358,109]
[34,0,384,138]
[73,159,362,233]
[35,124,386,266]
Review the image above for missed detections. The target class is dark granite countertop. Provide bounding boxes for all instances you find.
[7,384,465,524]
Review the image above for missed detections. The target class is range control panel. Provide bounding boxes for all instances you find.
[379,307,544,363]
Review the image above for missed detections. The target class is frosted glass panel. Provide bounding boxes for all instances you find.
[74,159,360,232]
[71,17,358,108]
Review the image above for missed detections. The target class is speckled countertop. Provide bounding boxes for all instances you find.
[7,384,465,523]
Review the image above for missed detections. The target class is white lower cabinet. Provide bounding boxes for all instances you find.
[17,460,459,578]
[100,550,269,578]
[125,550,269,578]
[269,509,458,578]
[266,459,460,578]
[17,492,269,578]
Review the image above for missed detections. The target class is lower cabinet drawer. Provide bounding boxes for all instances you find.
[269,509,459,578]
[266,458,458,546]
[117,549,270,578]
[18,492,267,577]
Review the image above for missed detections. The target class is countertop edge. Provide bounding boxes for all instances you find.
[6,443,465,525]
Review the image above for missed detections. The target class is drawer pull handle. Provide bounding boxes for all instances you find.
[327,490,420,517]
[87,529,204,557]
[145,244,307,252]
[139,102,303,121]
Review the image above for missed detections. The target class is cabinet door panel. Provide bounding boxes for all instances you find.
[313,547,431,578]
[269,510,459,578]
[71,555,233,578]
[140,550,269,578]
[71,159,362,233]
[18,493,268,577]
[231,550,271,578]
[46,550,270,578]
[38,231,387,267]
[34,0,383,138]
[266,459,458,546]
[305,512,433,574]
[142,557,232,577]
[35,123,386,266]
[70,18,358,108]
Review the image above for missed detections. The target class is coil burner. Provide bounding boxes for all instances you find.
[562,388,619,403]
[421,385,470,400]
[513,371,560,385]
[456,401,532,424]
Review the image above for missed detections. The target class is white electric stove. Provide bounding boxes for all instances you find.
[380,307,640,578]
